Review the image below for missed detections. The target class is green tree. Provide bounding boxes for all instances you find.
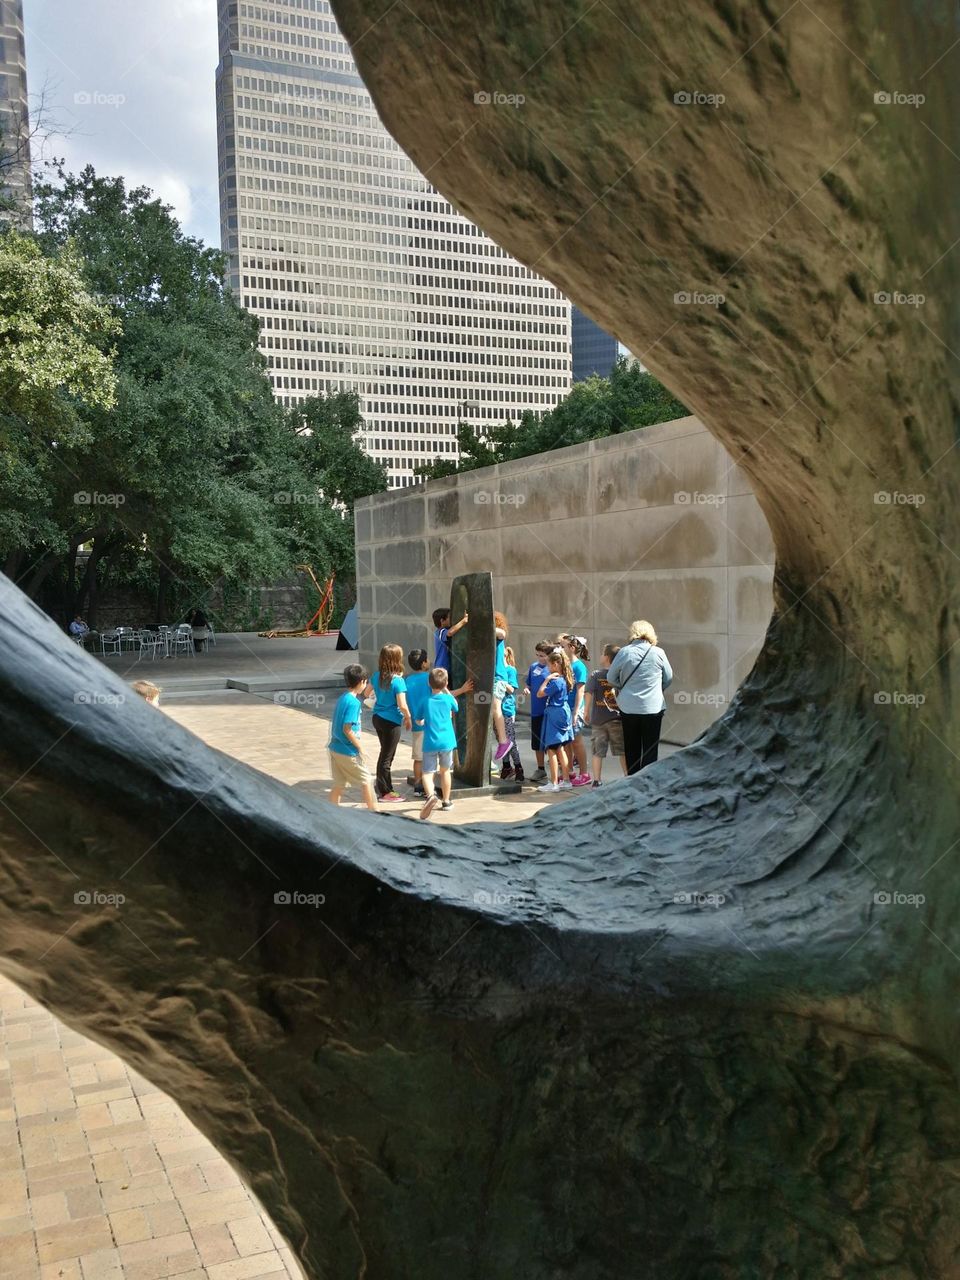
[0,228,118,591]
[6,166,384,625]
[416,358,688,479]
[287,391,387,511]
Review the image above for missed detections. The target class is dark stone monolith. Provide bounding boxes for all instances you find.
[449,571,494,785]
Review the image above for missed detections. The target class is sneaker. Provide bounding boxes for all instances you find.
[537,782,560,793]
[571,773,592,787]
[441,801,454,811]
[532,767,547,781]
[412,786,426,798]
[514,770,525,782]
[419,795,439,820]
[500,765,515,780]
[591,780,602,788]
[558,780,573,790]
[493,741,511,762]
[380,792,405,803]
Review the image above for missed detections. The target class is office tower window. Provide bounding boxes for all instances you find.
[216,0,571,486]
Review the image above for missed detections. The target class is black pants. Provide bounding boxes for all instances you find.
[372,714,402,796]
[622,711,664,775]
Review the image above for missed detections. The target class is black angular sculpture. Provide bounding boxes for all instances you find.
[448,570,494,786]
[2,0,960,1274]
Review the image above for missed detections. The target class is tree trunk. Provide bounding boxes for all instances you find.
[3,549,24,581]
[23,553,62,601]
[155,561,172,623]
[74,531,116,627]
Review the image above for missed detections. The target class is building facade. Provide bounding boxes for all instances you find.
[215,0,571,488]
[0,0,31,224]
[571,305,642,382]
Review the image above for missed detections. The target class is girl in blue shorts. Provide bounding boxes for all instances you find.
[536,649,574,793]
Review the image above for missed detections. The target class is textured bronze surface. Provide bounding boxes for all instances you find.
[2,0,960,1274]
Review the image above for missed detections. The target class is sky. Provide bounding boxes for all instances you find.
[22,0,221,247]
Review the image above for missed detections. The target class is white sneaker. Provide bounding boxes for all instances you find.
[537,782,560,793]
[558,780,573,790]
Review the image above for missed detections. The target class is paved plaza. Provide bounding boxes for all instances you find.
[0,979,302,1280]
[1,634,676,1278]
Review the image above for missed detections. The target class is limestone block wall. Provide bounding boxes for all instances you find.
[354,416,775,744]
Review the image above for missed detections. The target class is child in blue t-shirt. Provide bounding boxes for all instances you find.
[419,668,461,820]
[562,634,592,786]
[369,643,412,801]
[328,664,378,811]
[432,607,469,673]
[525,640,553,780]
[536,650,574,792]
[498,646,524,782]
[405,649,431,797]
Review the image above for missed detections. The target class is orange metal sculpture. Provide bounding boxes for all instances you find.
[259,565,335,638]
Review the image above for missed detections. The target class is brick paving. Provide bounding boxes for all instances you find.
[0,980,302,1280]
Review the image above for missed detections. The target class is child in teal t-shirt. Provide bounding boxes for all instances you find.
[562,634,592,786]
[498,646,524,782]
[419,668,461,821]
[328,664,378,811]
[405,649,431,796]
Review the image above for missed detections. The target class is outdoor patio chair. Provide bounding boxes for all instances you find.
[100,631,121,657]
[135,630,162,662]
[172,626,194,658]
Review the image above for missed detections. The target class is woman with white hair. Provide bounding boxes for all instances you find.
[606,620,673,774]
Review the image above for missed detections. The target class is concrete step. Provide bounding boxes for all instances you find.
[225,675,344,694]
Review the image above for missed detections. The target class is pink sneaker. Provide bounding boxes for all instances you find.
[493,742,511,762]
[571,773,592,786]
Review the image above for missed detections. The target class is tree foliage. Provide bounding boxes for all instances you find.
[416,358,688,479]
[3,165,386,625]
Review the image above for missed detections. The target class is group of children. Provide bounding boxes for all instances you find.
[327,606,629,818]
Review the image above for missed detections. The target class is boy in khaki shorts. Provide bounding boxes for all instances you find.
[584,644,628,787]
[328,664,379,811]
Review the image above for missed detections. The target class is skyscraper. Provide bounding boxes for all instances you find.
[0,0,31,225]
[571,306,640,382]
[215,0,571,487]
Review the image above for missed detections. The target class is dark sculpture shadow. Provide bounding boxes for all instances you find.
[2,0,960,1274]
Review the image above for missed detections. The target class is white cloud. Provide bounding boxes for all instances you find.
[23,0,220,246]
